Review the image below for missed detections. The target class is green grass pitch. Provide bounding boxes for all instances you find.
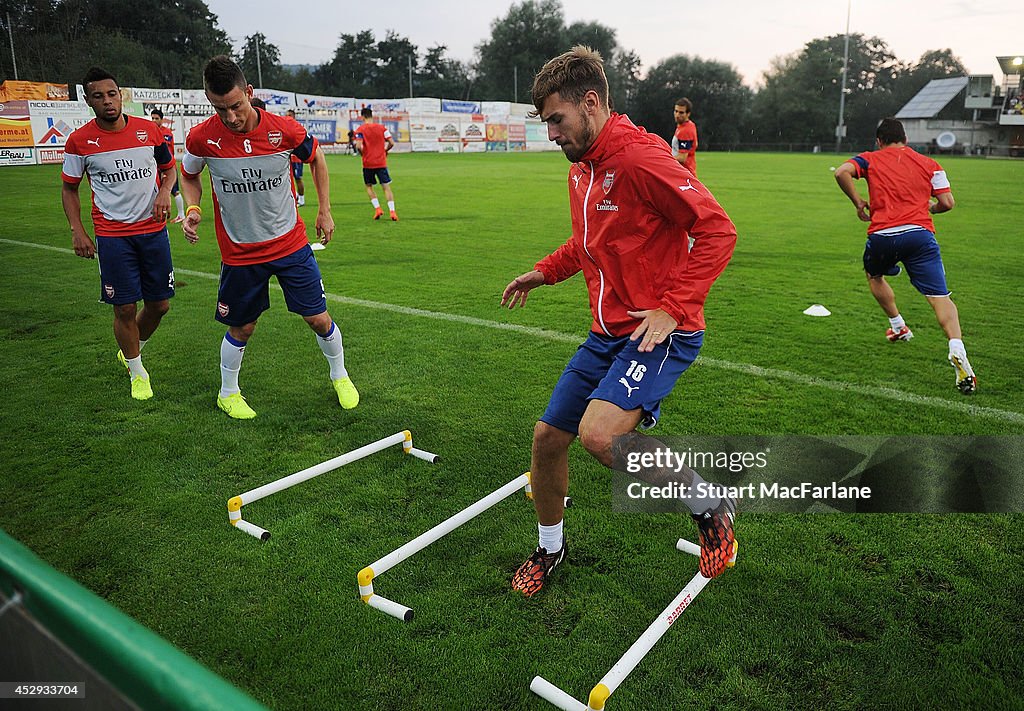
[1,150,1022,709]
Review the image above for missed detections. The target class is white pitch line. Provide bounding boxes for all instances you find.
[4,237,1022,425]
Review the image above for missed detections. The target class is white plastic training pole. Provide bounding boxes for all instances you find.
[676,538,701,557]
[227,430,438,540]
[372,473,528,577]
[359,473,531,620]
[234,520,270,541]
[408,447,439,463]
[530,677,588,711]
[586,571,711,710]
[239,431,408,505]
[366,594,413,622]
[532,537,734,711]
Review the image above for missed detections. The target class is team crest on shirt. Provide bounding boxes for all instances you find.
[602,170,616,195]
[136,130,148,143]
[104,284,115,299]
[217,302,230,317]
[268,130,282,148]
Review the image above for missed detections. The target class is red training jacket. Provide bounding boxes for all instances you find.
[535,113,736,336]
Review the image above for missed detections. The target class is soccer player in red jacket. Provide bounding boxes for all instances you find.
[501,46,738,595]
[834,117,976,394]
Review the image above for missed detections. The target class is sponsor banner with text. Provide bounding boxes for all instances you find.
[0,100,34,147]
[36,146,65,164]
[29,101,93,147]
[297,94,355,110]
[0,146,35,165]
[253,88,296,107]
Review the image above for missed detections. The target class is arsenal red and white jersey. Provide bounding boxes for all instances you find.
[181,108,318,266]
[62,116,175,237]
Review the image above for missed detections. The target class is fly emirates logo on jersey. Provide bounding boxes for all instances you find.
[219,165,285,194]
[95,156,154,185]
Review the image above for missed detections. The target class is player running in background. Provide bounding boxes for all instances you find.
[62,67,178,402]
[500,47,738,596]
[834,117,977,394]
[671,97,698,176]
[150,108,186,223]
[354,107,397,221]
[286,108,306,206]
[180,55,359,419]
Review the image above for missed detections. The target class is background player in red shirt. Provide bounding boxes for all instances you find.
[672,97,698,176]
[834,117,976,394]
[62,67,178,402]
[150,108,185,223]
[500,47,737,596]
[180,56,358,419]
[354,107,397,221]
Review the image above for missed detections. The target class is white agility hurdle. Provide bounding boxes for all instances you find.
[358,471,572,622]
[227,430,438,541]
[530,537,737,711]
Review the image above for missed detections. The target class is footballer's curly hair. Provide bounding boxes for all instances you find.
[530,45,609,117]
[204,55,247,96]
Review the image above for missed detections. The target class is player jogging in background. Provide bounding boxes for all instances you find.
[180,55,359,419]
[354,107,397,221]
[501,46,738,597]
[150,108,186,223]
[62,66,178,402]
[671,97,698,176]
[286,108,306,206]
[834,117,977,394]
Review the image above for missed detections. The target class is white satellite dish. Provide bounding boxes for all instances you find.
[936,131,957,149]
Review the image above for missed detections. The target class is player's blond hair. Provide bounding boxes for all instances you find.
[530,46,609,116]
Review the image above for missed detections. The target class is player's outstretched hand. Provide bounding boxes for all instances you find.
[316,210,335,245]
[627,309,678,353]
[501,270,546,309]
[183,211,201,244]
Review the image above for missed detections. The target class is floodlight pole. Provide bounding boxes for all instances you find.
[514,65,518,103]
[255,34,263,89]
[835,0,851,153]
[5,12,17,80]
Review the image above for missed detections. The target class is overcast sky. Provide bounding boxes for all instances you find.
[205,0,1021,87]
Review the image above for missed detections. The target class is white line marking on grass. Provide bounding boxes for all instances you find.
[4,237,1022,424]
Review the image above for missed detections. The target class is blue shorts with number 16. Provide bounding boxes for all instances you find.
[541,329,704,435]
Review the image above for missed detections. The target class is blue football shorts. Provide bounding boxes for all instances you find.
[863,228,950,297]
[215,245,327,326]
[541,329,704,435]
[363,167,391,185]
[291,161,303,179]
[96,229,174,305]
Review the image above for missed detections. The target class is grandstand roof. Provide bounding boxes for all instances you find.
[996,56,1024,75]
[895,76,969,119]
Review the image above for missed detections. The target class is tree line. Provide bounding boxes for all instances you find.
[1,0,967,150]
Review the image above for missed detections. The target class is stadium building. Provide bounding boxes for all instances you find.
[896,55,1024,157]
